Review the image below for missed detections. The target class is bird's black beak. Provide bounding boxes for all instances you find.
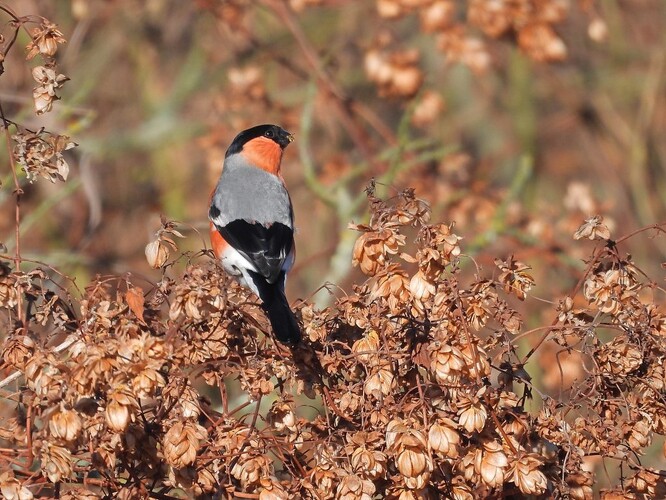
[277,129,294,149]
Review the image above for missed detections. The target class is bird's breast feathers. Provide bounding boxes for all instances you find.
[209,152,295,284]
[209,154,293,229]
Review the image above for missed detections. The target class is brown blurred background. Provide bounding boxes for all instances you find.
[1,0,664,305]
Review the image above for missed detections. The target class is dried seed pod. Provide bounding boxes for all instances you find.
[352,330,380,364]
[364,48,424,98]
[457,397,487,434]
[0,471,33,500]
[231,454,270,488]
[131,364,166,399]
[268,397,298,433]
[352,228,404,276]
[24,355,62,400]
[364,361,396,399]
[475,438,508,488]
[105,385,138,432]
[48,405,82,442]
[428,341,466,385]
[259,477,290,500]
[162,421,207,469]
[496,257,535,301]
[509,453,548,495]
[588,18,609,42]
[336,472,375,500]
[40,442,73,483]
[145,239,170,269]
[574,215,611,241]
[350,446,387,480]
[419,1,455,33]
[31,66,68,115]
[428,418,460,458]
[517,22,567,62]
[60,487,101,500]
[26,22,66,59]
[566,471,594,500]
[2,335,34,370]
[0,275,20,309]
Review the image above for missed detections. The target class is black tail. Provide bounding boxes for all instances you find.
[248,271,301,345]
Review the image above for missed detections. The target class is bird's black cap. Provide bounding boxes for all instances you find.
[225,124,294,157]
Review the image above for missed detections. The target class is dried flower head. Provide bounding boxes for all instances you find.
[457,395,488,434]
[428,418,460,458]
[231,454,271,488]
[13,130,75,182]
[496,256,535,301]
[259,477,290,500]
[387,419,433,489]
[518,22,567,62]
[337,472,375,500]
[146,218,183,269]
[145,239,170,269]
[40,442,73,483]
[163,421,207,468]
[26,21,66,59]
[364,48,423,98]
[574,215,611,241]
[2,335,34,370]
[429,340,466,385]
[509,453,548,495]
[474,438,509,488]
[32,65,68,114]
[48,405,82,442]
[105,385,138,432]
[352,227,405,276]
[0,471,33,500]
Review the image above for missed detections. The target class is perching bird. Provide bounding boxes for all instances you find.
[208,124,301,345]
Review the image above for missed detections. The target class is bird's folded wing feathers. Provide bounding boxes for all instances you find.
[215,219,293,284]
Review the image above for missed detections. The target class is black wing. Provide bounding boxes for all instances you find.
[217,219,293,284]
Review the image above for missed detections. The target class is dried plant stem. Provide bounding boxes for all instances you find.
[521,221,666,365]
[260,0,395,169]
[25,405,33,467]
[0,100,23,325]
[249,394,263,431]
[0,334,78,390]
[228,491,259,499]
[0,369,21,390]
[520,244,605,365]
[0,8,21,60]
[217,373,229,414]
[486,393,518,455]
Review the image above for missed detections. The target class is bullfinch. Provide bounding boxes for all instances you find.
[208,124,301,345]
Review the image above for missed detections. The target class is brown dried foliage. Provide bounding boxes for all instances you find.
[1,183,666,497]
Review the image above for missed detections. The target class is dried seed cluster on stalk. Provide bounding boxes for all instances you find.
[1,6,75,183]
[361,0,594,98]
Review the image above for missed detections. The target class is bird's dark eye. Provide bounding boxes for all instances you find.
[265,130,274,138]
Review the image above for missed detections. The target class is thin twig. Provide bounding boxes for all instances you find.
[0,100,23,323]
[260,0,395,170]
[0,334,78,390]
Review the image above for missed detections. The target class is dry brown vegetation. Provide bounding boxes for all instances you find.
[0,0,665,498]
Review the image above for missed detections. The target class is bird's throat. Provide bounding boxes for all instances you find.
[241,136,284,175]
